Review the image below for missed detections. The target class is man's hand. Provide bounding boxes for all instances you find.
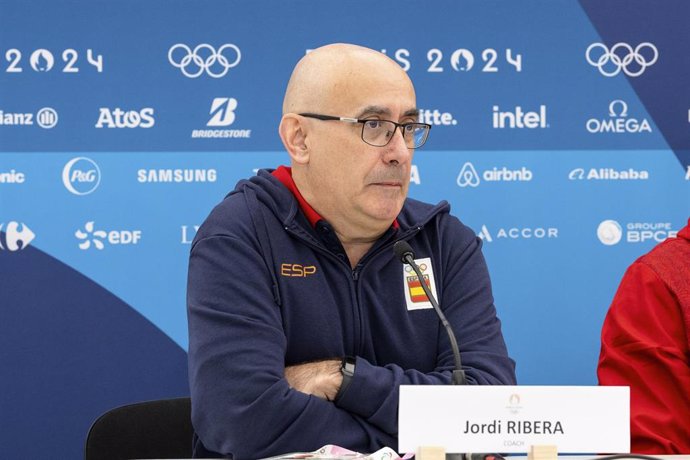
[285,359,343,401]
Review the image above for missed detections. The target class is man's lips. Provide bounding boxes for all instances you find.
[371,181,402,187]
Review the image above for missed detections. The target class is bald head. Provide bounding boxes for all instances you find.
[282,44,415,115]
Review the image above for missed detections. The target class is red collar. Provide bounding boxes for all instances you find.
[271,165,399,229]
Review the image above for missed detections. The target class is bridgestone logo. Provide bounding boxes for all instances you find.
[191,129,251,138]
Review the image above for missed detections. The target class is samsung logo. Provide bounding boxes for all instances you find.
[137,168,217,183]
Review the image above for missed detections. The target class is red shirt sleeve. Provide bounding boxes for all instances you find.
[598,260,690,454]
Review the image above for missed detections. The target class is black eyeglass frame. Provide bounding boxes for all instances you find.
[298,112,432,149]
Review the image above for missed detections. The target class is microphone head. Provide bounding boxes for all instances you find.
[393,240,415,263]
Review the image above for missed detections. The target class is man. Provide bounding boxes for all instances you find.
[598,218,690,453]
[187,43,516,459]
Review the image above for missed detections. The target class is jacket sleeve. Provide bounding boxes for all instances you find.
[335,221,516,436]
[187,234,395,459]
[598,261,690,454]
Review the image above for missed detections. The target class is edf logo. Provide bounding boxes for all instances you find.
[62,157,101,195]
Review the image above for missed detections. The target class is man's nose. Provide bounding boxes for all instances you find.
[383,127,412,165]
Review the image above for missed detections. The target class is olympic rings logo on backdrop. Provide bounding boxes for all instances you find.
[585,42,658,77]
[167,44,241,78]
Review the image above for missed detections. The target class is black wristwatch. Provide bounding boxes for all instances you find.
[337,356,356,401]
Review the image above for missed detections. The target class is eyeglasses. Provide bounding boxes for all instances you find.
[299,113,432,149]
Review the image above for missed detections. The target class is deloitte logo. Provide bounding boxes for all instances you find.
[418,109,458,126]
[0,221,35,251]
[597,220,623,246]
[457,162,532,187]
[62,157,101,195]
[586,100,651,134]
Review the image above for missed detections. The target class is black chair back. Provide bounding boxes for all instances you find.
[84,397,192,460]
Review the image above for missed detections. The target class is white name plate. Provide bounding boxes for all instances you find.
[399,385,629,454]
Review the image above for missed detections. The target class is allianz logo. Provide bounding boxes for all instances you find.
[586,100,651,134]
[0,169,25,184]
[478,224,558,242]
[457,162,533,187]
[96,107,155,128]
[0,107,58,128]
[568,167,649,181]
[137,168,217,183]
[492,105,547,129]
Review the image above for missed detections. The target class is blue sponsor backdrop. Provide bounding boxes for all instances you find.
[1,0,689,457]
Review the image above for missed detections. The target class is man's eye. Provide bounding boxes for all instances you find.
[364,120,381,129]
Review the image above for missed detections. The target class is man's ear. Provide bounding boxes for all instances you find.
[279,114,309,165]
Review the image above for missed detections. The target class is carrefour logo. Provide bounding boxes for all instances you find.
[0,221,35,251]
[586,100,651,134]
[62,157,101,195]
[597,219,677,245]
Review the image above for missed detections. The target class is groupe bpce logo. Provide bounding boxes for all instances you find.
[168,43,241,78]
[586,42,658,77]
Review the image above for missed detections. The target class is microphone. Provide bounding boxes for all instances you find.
[393,240,466,385]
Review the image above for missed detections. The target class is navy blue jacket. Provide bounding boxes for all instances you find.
[187,170,516,459]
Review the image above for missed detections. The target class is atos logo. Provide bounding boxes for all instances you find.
[75,221,142,250]
[457,162,532,187]
[0,221,35,251]
[586,100,651,134]
[597,219,677,245]
[493,105,548,129]
[62,157,101,195]
[95,107,155,128]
